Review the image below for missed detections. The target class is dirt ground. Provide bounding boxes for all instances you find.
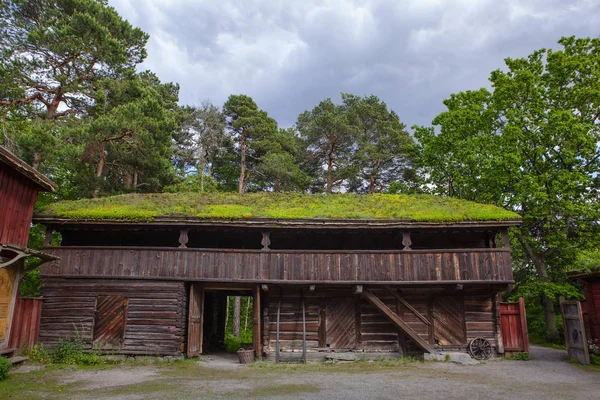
[2,346,599,400]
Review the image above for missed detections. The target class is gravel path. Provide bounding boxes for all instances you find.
[7,345,599,400]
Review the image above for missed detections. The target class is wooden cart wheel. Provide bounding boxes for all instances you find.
[469,337,492,360]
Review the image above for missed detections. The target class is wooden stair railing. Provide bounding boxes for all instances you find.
[362,289,435,354]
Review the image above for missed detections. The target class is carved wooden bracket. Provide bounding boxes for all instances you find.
[179,229,189,248]
[261,232,271,251]
[402,232,412,251]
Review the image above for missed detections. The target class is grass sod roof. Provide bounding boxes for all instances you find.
[36,193,521,224]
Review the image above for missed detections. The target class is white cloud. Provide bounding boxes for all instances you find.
[108,0,600,128]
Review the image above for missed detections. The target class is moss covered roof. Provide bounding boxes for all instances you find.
[36,192,520,224]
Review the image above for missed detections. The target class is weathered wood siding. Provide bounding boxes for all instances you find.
[39,278,186,356]
[264,287,500,357]
[0,265,19,342]
[581,278,600,342]
[42,247,513,284]
[0,165,39,247]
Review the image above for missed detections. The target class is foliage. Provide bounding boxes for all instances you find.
[0,0,148,169]
[591,354,600,366]
[51,336,104,365]
[38,192,520,222]
[507,351,530,361]
[572,251,600,273]
[415,36,600,341]
[22,343,52,364]
[224,334,242,353]
[0,356,11,381]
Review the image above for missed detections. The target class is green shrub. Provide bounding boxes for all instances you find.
[591,354,600,366]
[508,351,530,361]
[51,336,104,365]
[225,334,242,353]
[22,343,51,364]
[0,356,11,381]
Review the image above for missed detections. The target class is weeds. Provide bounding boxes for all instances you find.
[0,356,11,381]
[507,352,530,361]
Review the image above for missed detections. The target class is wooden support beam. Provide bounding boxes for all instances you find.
[402,232,412,251]
[253,284,262,359]
[362,289,435,354]
[178,229,189,249]
[261,232,271,251]
[353,285,363,294]
[384,286,430,326]
[43,229,53,247]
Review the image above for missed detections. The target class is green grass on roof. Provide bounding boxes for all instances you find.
[36,193,520,223]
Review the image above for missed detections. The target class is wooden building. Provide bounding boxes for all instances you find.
[0,146,56,350]
[570,267,600,343]
[34,193,520,359]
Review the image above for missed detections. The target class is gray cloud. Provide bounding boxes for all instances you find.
[110,0,600,129]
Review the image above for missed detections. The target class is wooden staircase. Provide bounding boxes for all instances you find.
[0,347,28,366]
[362,289,436,354]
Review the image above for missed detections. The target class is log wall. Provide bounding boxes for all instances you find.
[42,247,513,284]
[39,277,186,356]
[264,287,500,358]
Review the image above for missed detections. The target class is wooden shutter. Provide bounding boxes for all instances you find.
[326,298,356,349]
[93,295,128,346]
[187,284,204,357]
[432,297,466,345]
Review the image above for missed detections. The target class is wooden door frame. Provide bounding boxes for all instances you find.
[187,284,204,357]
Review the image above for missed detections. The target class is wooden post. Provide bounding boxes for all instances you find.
[179,229,189,249]
[261,232,271,251]
[495,293,504,355]
[501,229,510,248]
[253,284,262,359]
[518,297,529,353]
[43,229,53,247]
[402,232,412,251]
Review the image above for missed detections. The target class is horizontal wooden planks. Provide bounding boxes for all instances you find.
[42,247,513,284]
[40,278,185,356]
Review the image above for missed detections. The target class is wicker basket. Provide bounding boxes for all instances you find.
[237,349,255,364]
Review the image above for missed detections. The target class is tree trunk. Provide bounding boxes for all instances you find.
[326,142,334,194]
[238,129,246,194]
[369,159,381,194]
[232,296,241,338]
[32,152,42,171]
[517,234,559,342]
[93,145,105,199]
[124,171,133,189]
[133,169,138,190]
[200,160,206,191]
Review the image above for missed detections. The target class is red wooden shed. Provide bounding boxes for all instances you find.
[0,145,56,351]
[570,267,600,343]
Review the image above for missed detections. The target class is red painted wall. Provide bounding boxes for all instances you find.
[0,165,39,247]
[582,279,600,342]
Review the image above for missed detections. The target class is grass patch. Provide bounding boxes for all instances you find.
[250,357,419,373]
[37,192,520,223]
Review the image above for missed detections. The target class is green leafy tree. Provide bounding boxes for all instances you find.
[415,36,600,341]
[0,0,148,168]
[296,98,357,193]
[343,94,414,193]
[173,102,227,191]
[222,94,278,193]
[80,71,178,197]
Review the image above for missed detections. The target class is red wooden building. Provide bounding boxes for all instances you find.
[570,267,600,343]
[34,193,519,360]
[0,146,56,351]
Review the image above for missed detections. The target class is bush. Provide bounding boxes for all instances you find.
[224,334,242,353]
[0,356,11,381]
[51,336,104,365]
[22,343,51,364]
[508,351,530,361]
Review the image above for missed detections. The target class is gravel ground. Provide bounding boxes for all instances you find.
[5,345,600,400]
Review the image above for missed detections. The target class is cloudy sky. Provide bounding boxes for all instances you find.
[110,0,599,129]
